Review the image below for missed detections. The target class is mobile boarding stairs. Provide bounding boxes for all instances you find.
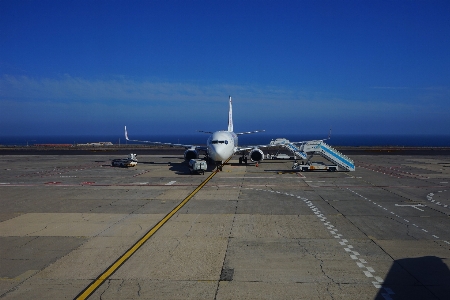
[281,140,355,171]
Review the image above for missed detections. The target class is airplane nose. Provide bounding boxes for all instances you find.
[211,144,227,161]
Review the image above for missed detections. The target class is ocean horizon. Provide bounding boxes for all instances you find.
[1,134,450,147]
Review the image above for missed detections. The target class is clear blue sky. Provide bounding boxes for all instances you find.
[1,0,449,136]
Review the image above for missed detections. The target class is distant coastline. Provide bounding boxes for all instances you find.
[1,144,450,156]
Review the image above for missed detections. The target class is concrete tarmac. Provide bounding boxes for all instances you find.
[0,153,449,299]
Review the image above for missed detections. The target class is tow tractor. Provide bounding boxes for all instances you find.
[292,161,337,172]
[111,153,138,167]
[188,159,207,174]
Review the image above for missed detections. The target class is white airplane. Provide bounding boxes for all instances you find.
[125,96,269,170]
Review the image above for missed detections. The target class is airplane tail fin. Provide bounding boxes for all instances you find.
[124,126,129,141]
[228,96,233,132]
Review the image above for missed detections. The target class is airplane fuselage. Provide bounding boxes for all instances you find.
[207,130,238,163]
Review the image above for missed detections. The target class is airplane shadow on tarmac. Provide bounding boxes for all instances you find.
[375,256,450,300]
[131,159,189,175]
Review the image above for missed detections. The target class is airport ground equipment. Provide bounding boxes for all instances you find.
[284,143,308,160]
[111,153,138,167]
[283,140,355,171]
[271,153,294,160]
[292,161,337,172]
[188,159,207,174]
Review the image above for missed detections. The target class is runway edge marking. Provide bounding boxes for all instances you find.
[74,158,230,300]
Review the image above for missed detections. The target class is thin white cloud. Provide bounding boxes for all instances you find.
[1,74,447,117]
[1,75,449,135]
[1,74,295,103]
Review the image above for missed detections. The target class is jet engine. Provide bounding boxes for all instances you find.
[249,148,264,162]
[184,149,199,160]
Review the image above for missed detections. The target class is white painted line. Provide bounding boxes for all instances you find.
[249,187,390,295]
[363,271,373,277]
[165,181,176,185]
[374,276,384,283]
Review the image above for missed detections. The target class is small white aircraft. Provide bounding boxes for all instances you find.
[125,96,270,170]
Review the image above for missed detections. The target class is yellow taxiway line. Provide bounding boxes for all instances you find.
[75,158,231,299]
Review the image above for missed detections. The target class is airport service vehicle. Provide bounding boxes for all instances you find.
[111,154,138,168]
[271,153,294,160]
[188,159,207,174]
[292,161,337,172]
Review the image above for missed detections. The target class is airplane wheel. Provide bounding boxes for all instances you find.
[239,157,242,164]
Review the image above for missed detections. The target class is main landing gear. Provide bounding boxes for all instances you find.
[239,156,248,165]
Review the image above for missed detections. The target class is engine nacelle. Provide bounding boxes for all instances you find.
[184,149,199,160]
[249,148,264,162]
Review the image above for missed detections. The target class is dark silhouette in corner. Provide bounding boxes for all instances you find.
[375,256,450,299]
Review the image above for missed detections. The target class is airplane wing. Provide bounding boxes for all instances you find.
[235,144,273,152]
[235,130,265,135]
[273,129,332,145]
[125,126,206,151]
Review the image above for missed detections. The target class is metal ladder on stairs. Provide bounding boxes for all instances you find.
[284,140,355,171]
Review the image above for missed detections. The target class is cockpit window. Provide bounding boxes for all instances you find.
[212,140,228,144]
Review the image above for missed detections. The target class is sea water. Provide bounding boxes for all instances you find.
[1,134,450,147]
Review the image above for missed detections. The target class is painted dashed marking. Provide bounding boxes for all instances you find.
[165,181,176,185]
[237,186,393,295]
[349,188,450,247]
[426,191,450,210]
[133,170,150,177]
[357,162,429,179]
